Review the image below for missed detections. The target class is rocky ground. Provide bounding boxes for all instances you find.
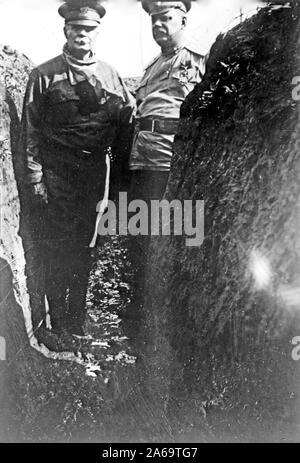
[1,233,298,443]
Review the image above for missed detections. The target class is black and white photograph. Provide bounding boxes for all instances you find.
[0,0,300,445]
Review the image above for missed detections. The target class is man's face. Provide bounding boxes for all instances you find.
[151,9,186,47]
[64,23,99,58]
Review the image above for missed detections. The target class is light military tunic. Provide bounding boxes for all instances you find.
[130,42,206,172]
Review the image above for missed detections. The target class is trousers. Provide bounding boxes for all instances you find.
[126,169,169,315]
[22,196,95,334]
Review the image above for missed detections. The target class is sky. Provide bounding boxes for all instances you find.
[0,0,261,77]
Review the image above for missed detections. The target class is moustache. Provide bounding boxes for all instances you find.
[75,39,90,44]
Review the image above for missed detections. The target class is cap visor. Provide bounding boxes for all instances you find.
[150,8,173,15]
[66,19,100,26]
[150,6,187,16]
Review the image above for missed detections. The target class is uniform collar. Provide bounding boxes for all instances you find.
[63,44,98,86]
[161,41,185,57]
[63,44,97,66]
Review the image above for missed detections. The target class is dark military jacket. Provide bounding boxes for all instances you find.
[20,52,135,242]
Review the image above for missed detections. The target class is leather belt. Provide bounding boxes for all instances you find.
[138,118,179,135]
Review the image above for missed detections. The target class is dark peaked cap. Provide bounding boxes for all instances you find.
[59,0,106,26]
[141,0,191,15]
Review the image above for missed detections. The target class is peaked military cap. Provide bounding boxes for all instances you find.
[141,0,191,16]
[58,0,106,26]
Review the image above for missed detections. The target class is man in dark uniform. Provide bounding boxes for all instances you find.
[20,0,135,338]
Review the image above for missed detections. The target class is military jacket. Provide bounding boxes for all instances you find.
[20,53,135,185]
[19,53,135,241]
[130,42,206,171]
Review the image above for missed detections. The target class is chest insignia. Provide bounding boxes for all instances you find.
[173,61,195,86]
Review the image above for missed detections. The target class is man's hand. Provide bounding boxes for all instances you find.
[31,182,48,206]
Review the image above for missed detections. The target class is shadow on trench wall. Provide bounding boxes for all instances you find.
[138,2,300,441]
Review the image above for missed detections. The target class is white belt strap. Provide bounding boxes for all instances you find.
[89,152,111,248]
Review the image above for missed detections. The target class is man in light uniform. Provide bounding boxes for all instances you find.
[20,0,135,339]
[126,0,206,321]
[129,0,206,202]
